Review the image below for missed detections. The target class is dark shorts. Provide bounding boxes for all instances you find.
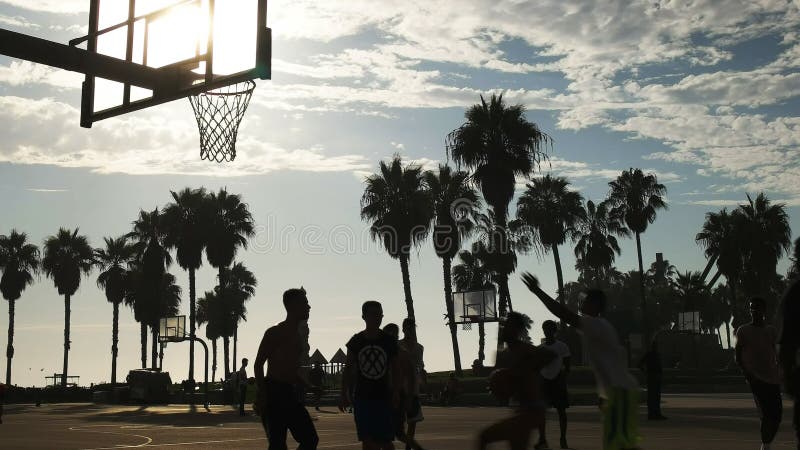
[354,398,395,443]
[748,377,783,421]
[406,395,424,423]
[261,379,319,450]
[543,376,569,409]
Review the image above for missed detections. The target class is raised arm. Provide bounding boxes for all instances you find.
[521,272,581,328]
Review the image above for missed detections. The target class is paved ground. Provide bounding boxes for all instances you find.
[1,394,797,449]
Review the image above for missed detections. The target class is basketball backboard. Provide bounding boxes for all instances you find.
[452,288,498,324]
[71,0,271,127]
[159,315,187,342]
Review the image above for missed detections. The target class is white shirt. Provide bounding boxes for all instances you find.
[540,340,571,380]
[579,316,638,398]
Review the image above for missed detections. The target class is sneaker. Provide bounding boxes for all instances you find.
[560,437,568,449]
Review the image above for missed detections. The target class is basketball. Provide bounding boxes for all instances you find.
[488,368,515,400]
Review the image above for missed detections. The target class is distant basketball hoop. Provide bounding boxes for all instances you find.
[452,288,498,331]
[159,315,187,343]
[678,311,701,334]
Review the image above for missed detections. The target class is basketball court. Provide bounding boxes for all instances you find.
[2,394,797,449]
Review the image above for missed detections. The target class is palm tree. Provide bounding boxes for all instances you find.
[197,289,227,383]
[220,262,256,377]
[424,164,480,376]
[607,168,667,342]
[94,236,136,384]
[452,241,493,366]
[516,175,585,304]
[573,200,629,285]
[127,208,172,368]
[163,187,209,382]
[42,228,93,387]
[205,189,255,376]
[0,230,40,385]
[736,193,791,297]
[447,93,550,317]
[696,208,745,347]
[360,155,433,320]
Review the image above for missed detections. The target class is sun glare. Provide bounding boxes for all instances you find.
[93,0,258,111]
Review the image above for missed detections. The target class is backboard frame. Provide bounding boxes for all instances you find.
[74,0,271,128]
[159,315,187,343]
[452,288,499,325]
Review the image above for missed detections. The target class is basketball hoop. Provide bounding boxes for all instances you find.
[188,80,256,163]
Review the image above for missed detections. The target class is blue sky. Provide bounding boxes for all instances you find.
[0,0,799,387]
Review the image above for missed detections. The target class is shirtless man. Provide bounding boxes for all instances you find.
[254,288,319,450]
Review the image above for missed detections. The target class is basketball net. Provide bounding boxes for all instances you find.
[189,80,256,163]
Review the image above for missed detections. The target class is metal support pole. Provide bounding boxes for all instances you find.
[191,336,210,409]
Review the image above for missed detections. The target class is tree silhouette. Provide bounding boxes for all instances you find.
[573,200,629,285]
[360,155,433,321]
[424,164,480,375]
[696,208,745,347]
[220,262,256,375]
[42,228,93,387]
[447,93,550,318]
[128,208,171,368]
[0,230,39,385]
[608,168,667,342]
[205,189,254,376]
[94,236,136,384]
[737,193,791,297]
[163,187,209,382]
[517,175,585,304]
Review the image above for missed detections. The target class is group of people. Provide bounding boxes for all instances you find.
[252,289,426,450]
[247,275,800,450]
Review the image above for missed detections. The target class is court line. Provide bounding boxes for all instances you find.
[70,425,153,450]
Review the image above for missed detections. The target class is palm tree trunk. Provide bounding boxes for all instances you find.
[442,257,463,376]
[6,299,15,385]
[223,336,231,379]
[478,321,485,364]
[62,294,71,387]
[552,244,565,304]
[233,324,238,374]
[636,232,649,344]
[726,280,737,349]
[111,302,119,385]
[189,267,196,382]
[399,255,416,321]
[140,322,147,369]
[151,327,158,369]
[212,338,218,382]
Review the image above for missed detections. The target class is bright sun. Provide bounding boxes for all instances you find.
[93,0,258,110]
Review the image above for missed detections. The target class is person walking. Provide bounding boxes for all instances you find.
[736,297,782,450]
[339,301,399,450]
[399,318,425,449]
[779,279,800,450]
[254,288,319,449]
[536,320,572,449]
[237,358,249,416]
[639,340,666,420]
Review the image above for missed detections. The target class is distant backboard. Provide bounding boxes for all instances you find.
[678,311,701,334]
[73,0,271,127]
[159,315,187,342]
[453,288,498,324]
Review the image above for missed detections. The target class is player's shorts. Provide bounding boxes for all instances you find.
[354,397,395,443]
[406,395,424,423]
[543,376,570,409]
[602,387,640,450]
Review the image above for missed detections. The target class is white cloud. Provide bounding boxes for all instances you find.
[0,13,39,29]
[0,61,83,90]
[0,95,370,176]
